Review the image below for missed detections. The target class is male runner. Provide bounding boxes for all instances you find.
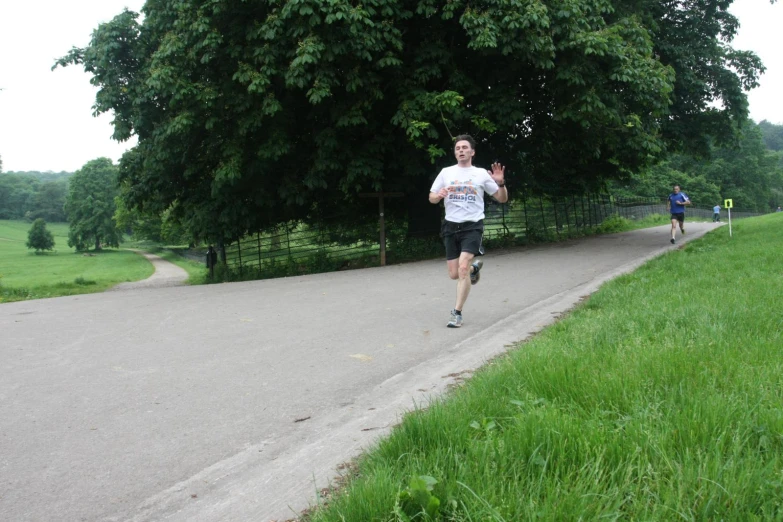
[429,135,508,327]
[666,185,691,244]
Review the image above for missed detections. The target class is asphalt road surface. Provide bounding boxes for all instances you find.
[0,223,720,521]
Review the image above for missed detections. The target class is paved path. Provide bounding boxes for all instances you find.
[0,223,721,522]
[111,251,189,291]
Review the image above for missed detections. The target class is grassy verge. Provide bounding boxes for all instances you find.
[306,213,783,521]
[593,212,703,234]
[0,220,154,303]
[608,212,671,231]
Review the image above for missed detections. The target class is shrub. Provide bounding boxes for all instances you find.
[26,218,55,253]
[596,214,632,233]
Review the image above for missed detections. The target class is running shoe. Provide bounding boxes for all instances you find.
[470,259,483,285]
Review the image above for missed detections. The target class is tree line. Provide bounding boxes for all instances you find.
[0,161,122,252]
[0,171,72,222]
[759,120,783,152]
[612,119,783,211]
[54,0,779,245]
[4,0,776,251]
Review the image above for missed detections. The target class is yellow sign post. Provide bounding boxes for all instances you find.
[724,199,733,237]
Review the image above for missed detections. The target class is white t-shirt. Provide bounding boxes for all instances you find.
[430,165,500,223]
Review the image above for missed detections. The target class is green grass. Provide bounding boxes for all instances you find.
[306,212,783,521]
[601,212,671,232]
[595,212,715,234]
[0,220,155,303]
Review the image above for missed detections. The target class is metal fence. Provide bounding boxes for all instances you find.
[217,194,765,279]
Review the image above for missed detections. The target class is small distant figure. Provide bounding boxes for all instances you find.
[666,184,691,244]
[713,204,721,222]
[777,206,782,212]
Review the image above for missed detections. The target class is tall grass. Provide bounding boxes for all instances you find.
[307,213,783,521]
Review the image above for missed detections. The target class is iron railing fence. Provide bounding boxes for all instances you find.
[222,217,383,277]
[217,194,766,279]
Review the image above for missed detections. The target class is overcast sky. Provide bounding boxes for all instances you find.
[0,0,781,173]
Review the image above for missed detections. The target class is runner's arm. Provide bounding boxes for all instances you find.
[429,188,449,204]
[492,186,508,203]
[429,173,447,204]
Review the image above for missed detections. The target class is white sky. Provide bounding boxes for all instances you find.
[0,0,781,173]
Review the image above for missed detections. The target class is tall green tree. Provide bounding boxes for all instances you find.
[758,120,783,151]
[693,121,781,210]
[56,0,770,240]
[612,119,783,211]
[26,218,55,253]
[615,0,773,157]
[64,158,121,251]
[114,194,192,244]
[610,162,722,206]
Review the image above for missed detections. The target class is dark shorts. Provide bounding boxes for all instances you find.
[670,213,685,223]
[441,220,485,261]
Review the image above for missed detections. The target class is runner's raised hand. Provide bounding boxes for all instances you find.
[488,162,505,185]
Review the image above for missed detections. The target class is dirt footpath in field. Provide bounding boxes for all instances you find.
[110,250,189,290]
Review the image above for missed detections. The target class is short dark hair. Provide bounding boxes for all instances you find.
[454,134,476,150]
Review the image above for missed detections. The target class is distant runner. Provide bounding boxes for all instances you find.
[713,204,721,223]
[429,134,508,328]
[666,184,691,244]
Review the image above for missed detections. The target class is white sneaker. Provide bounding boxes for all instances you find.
[447,310,463,328]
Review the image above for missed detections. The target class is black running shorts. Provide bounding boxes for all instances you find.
[670,212,685,223]
[441,220,485,261]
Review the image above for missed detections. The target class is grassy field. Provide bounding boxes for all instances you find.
[306,213,783,521]
[0,220,155,303]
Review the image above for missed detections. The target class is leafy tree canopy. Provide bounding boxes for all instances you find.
[758,119,783,151]
[114,194,192,245]
[0,173,69,222]
[64,158,122,251]
[611,119,783,211]
[612,163,722,208]
[56,0,772,240]
[26,218,56,253]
